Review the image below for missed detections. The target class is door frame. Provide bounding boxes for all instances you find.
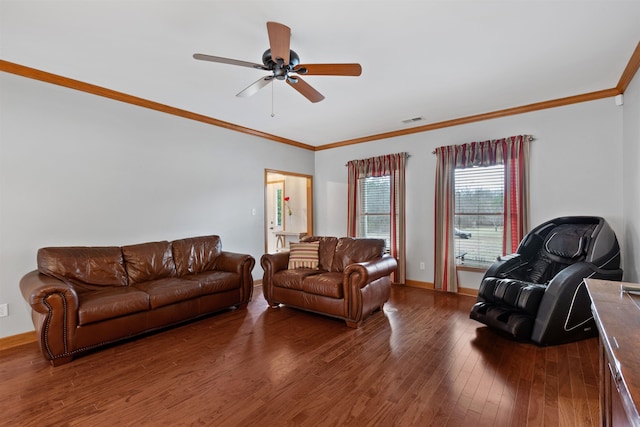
[264,169,313,254]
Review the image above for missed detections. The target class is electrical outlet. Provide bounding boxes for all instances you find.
[0,303,8,317]
[419,262,425,270]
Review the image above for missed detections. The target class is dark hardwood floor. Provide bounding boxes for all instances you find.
[0,285,599,426]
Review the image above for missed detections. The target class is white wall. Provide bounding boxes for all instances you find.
[0,72,315,337]
[1,69,635,339]
[622,69,640,282]
[315,98,625,289]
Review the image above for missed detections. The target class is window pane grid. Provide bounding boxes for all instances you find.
[454,165,504,268]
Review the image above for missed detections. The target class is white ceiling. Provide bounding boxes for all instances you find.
[2,1,639,147]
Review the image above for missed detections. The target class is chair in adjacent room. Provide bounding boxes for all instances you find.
[469,216,623,345]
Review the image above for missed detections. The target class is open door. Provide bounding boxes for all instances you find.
[265,170,313,253]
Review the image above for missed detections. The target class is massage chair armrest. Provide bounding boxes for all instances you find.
[531,261,622,345]
[544,262,623,298]
[483,253,526,280]
[343,254,398,289]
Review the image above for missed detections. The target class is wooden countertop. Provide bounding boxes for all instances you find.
[586,278,640,424]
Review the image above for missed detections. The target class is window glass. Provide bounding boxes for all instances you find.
[454,164,504,267]
[276,188,283,226]
[358,175,391,249]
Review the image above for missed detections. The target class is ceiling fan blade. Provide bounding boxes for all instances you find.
[266,21,291,65]
[236,76,274,98]
[286,76,325,103]
[193,53,267,70]
[293,63,362,76]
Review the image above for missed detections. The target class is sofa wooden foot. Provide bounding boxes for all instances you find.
[345,320,360,329]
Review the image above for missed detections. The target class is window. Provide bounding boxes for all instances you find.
[358,175,391,250]
[454,164,504,268]
[275,188,283,226]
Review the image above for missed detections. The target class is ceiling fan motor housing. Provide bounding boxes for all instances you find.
[262,49,301,80]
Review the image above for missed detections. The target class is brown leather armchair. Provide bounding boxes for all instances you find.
[261,236,397,327]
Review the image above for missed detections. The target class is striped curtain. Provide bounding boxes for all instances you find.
[434,135,531,292]
[347,152,407,284]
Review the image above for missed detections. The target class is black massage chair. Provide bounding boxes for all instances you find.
[470,216,623,345]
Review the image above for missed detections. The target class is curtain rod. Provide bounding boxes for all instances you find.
[431,136,535,154]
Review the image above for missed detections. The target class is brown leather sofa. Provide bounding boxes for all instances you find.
[261,236,397,327]
[20,235,254,366]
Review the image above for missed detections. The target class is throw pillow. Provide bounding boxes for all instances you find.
[288,241,320,270]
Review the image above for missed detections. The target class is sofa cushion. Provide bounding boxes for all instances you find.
[182,271,240,294]
[132,277,203,309]
[37,246,128,287]
[172,235,222,276]
[77,287,150,325]
[273,269,321,291]
[331,238,385,272]
[122,241,177,285]
[302,272,344,299]
[288,241,320,270]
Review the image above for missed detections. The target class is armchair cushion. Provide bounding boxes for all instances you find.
[288,241,320,270]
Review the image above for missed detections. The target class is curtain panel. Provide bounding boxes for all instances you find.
[347,152,407,283]
[434,135,531,292]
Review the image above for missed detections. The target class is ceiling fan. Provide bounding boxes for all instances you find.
[193,21,362,103]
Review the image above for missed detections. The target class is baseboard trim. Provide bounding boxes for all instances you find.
[404,280,478,297]
[458,287,479,297]
[404,280,435,290]
[0,331,37,351]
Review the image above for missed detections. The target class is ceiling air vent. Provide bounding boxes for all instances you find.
[401,116,425,124]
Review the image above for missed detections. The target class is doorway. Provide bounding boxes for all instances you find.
[265,169,313,254]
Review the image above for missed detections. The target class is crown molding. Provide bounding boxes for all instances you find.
[3,40,639,152]
[0,60,315,151]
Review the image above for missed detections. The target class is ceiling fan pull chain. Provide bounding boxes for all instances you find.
[271,80,276,117]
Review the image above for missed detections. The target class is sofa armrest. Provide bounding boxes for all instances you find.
[216,251,255,274]
[260,252,291,305]
[20,270,79,316]
[260,252,290,276]
[343,254,398,289]
[19,270,79,361]
[215,252,255,304]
